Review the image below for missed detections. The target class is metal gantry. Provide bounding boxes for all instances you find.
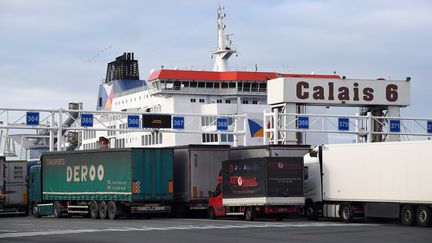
[0,107,248,155]
[263,111,432,145]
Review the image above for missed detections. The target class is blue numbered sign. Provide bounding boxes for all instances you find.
[297,116,309,129]
[389,120,400,133]
[26,112,40,126]
[173,117,185,129]
[217,118,228,131]
[427,121,432,134]
[338,118,349,131]
[81,114,94,127]
[128,115,140,128]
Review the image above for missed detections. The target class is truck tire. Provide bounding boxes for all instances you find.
[89,201,99,219]
[340,203,353,223]
[99,201,108,219]
[305,203,318,220]
[416,206,431,227]
[401,205,416,226]
[208,207,216,219]
[53,201,62,218]
[245,207,255,221]
[107,201,118,220]
[33,204,41,218]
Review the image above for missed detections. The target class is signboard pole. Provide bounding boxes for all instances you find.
[57,109,63,151]
[355,112,360,143]
[243,114,248,147]
[273,109,279,144]
[367,112,373,143]
[49,112,55,151]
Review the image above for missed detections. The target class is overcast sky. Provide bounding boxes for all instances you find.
[1,0,431,118]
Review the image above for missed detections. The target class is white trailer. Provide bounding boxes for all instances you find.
[304,141,432,227]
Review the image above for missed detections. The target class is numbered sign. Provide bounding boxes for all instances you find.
[173,117,184,129]
[81,114,94,127]
[389,120,400,133]
[26,112,40,126]
[217,118,228,131]
[128,115,140,128]
[297,116,309,129]
[428,121,432,134]
[338,118,349,131]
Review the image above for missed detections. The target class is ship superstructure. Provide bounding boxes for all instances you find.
[81,6,336,149]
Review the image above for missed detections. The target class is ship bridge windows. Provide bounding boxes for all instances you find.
[251,83,259,92]
[243,82,251,92]
[173,81,181,90]
[214,82,220,88]
[198,82,205,88]
[221,82,228,89]
[190,81,197,88]
[206,82,214,88]
[182,81,189,88]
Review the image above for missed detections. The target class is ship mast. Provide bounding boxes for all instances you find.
[212,6,237,71]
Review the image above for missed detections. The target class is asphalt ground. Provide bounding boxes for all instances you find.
[0,216,430,243]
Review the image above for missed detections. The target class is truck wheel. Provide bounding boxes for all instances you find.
[53,201,62,218]
[208,207,216,219]
[89,201,99,219]
[340,203,353,223]
[107,201,118,220]
[416,206,431,227]
[99,201,108,219]
[245,207,255,221]
[33,205,41,218]
[305,203,318,220]
[401,205,416,226]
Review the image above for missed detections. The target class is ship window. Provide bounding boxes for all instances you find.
[221,134,227,142]
[225,99,231,104]
[238,82,243,91]
[228,134,234,142]
[251,83,258,92]
[214,82,219,88]
[243,82,251,92]
[253,100,258,104]
[206,82,214,88]
[190,81,197,87]
[190,98,196,103]
[98,97,102,107]
[173,81,181,90]
[182,81,189,88]
[166,81,173,90]
[259,83,267,92]
[242,100,249,104]
[198,82,205,88]
[217,99,222,103]
[304,167,309,180]
[221,82,228,88]
[229,82,236,88]
[199,99,205,103]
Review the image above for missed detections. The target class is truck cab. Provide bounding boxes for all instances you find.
[208,175,224,218]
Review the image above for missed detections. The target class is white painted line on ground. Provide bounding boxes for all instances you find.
[0,230,17,233]
[0,222,380,239]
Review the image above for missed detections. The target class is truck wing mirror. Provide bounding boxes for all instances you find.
[309,150,318,157]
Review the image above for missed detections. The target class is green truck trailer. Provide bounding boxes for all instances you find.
[29,148,173,219]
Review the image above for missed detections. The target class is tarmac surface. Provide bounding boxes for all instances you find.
[0,216,430,243]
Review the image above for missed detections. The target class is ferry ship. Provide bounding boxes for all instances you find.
[81,6,338,150]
